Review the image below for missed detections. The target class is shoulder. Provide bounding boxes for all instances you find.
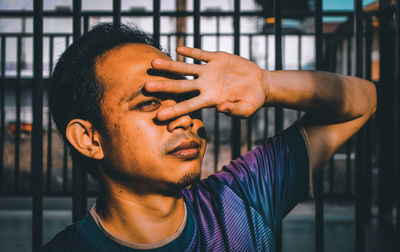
[43,224,75,251]
[43,223,94,252]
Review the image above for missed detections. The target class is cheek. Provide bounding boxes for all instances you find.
[117,116,165,156]
[103,117,165,174]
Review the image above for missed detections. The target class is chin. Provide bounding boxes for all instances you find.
[167,155,202,175]
[156,169,201,198]
[177,170,201,187]
[171,161,201,187]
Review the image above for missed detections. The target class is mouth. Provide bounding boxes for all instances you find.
[167,140,201,160]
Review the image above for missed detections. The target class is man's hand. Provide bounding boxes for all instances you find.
[145,46,268,121]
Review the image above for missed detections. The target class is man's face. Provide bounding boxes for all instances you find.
[96,43,207,195]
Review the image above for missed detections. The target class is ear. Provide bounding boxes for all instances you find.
[66,119,104,160]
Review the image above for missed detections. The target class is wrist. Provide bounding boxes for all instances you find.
[262,70,273,105]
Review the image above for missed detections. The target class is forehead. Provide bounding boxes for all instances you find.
[95,43,170,97]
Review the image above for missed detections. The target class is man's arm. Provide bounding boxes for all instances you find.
[264,70,377,171]
[144,47,377,172]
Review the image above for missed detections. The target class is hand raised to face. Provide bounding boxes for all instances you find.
[144,47,269,121]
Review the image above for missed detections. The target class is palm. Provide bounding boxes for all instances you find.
[145,47,268,121]
[203,54,266,117]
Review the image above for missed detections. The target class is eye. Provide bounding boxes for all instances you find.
[137,100,161,112]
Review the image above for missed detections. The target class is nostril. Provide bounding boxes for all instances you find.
[167,114,194,132]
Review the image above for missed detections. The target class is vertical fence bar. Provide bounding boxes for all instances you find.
[273,0,283,134]
[329,37,337,194]
[364,17,373,221]
[214,111,220,169]
[247,36,253,151]
[315,0,324,252]
[297,34,302,71]
[14,36,22,191]
[214,16,220,172]
[153,0,160,48]
[59,36,67,211]
[355,0,366,251]
[62,38,68,194]
[394,0,400,248]
[176,0,186,62]
[113,0,121,27]
[297,34,302,119]
[378,0,392,225]
[264,35,269,139]
[72,0,87,222]
[32,0,44,249]
[193,0,200,53]
[315,1,323,72]
[0,37,5,190]
[346,36,353,196]
[273,0,283,251]
[46,36,53,192]
[365,18,372,81]
[193,0,203,123]
[231,0,241,159]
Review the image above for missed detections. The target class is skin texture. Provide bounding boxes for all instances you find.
[66,44,377,245]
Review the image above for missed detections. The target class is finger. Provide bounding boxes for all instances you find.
[156,97,209,121]
[176,47,217,62]
[151,59,202,75]
[145,79,198,94]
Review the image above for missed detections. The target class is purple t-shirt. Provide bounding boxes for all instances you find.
[44,122,311,251]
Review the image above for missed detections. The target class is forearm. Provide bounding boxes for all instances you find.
[263,70,377,123]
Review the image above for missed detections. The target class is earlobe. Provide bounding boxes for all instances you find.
[66,119,104,160]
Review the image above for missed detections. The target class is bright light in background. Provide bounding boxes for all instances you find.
[323,0,377,10]
[0,0,380,11]
[0,0,379,74]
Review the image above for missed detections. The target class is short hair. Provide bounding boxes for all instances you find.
[49,22,161,179]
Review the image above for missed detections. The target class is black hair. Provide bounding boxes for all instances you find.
[49,22,161,180]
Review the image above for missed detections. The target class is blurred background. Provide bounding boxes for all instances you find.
[0,0,399,251]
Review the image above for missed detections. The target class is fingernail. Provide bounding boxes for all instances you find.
[152,59,162,66]
[157,110,168,120]
[177,47,186,52]
[145,82,154,90]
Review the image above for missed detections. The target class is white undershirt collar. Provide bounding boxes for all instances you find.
[89,202,188,250]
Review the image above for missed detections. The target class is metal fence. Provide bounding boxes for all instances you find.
[0,0,399,251]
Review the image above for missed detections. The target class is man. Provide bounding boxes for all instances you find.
[44,23,376,251]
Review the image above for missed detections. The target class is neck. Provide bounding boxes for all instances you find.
[97,181,186,244]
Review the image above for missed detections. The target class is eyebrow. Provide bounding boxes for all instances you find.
[120,70,186,104]
[121,84,145,104]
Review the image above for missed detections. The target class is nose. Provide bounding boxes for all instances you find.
[167,114,194,132]
[164,99,194,132]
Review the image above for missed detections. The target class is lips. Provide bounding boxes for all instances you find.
[167,140,201,159]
